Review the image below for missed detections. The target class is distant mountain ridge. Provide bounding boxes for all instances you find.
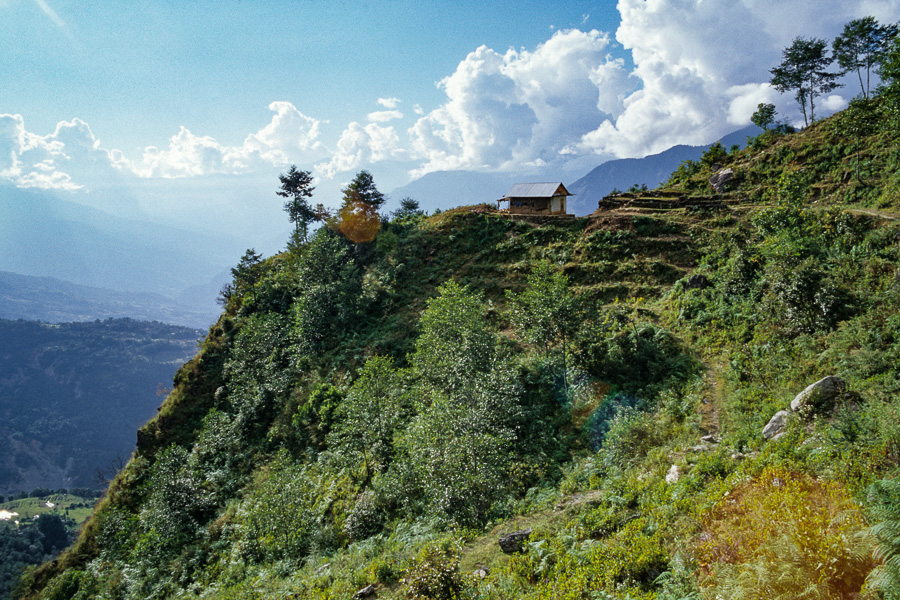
[0,270,217,328]
[567,125,760,215]
[0,185,243,313]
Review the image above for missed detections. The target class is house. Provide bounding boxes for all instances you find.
[497,182,573,216]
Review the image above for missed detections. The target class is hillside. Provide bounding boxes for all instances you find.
[0,271,217,328]
[0,319,201,495]
[15,95,900,600]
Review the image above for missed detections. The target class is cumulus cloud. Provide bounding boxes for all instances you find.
[405,0,900,176]
[0,113,112,190]
[0,103,331,190]
[377,97,401,109]
[367,110,403,123]
[129,101,327,178]
[408,28,626,177]
[316,122,403,178]
[576,0,900,158]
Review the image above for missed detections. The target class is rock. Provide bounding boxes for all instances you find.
[790,376,847,417]
[498,529,532,553]
[709,168,734,193]
[473,567,490,580]
[731,452,746,461]
[762,410,792,440]
[700,435,719,444]
[665,464,680,484]
[685,273,711,290]
[353,584,376,599]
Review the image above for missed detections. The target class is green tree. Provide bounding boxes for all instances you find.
[771,37,843,127]
[341,170,385,210]
[328,356,409,483]
[879,37,900,124]
[277,166,318,242]
[293,383,343,450]
[506,261,576,391]
[219,248,264,305]
[292,230,361,357]
[833,16,899,99]
[751,102,777,131]
[392,197,423,221]
[400,365,522,527]
[411,280,496,394]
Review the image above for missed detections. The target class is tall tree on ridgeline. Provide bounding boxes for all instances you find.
[833,17,899,100]
[771,37,842,127]
[276,166,319,243]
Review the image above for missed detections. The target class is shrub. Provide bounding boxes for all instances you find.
[402,542,465,600]
[694,466,875,599]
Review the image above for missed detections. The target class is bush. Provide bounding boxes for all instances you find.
[402,542,465,600]
[694,466,875,599]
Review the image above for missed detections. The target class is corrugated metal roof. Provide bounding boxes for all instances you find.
[503,182,572,198]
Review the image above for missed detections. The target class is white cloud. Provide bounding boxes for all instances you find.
[408,28,625,177]
[0,103,329,190]
[367,110,404,123]
[316,122,403,178]
[0,113,107,190]
[377,97,401,109]
[575,0,900,158]
[405,0,900,176]
[128,102,327,178]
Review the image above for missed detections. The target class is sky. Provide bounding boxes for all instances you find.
[2,0,900,254]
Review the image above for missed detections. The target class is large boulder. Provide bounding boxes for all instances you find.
[499,529,532,553]
[762,410,792,440]
[685,274,711,290]
[709,168,734,193]
[790,376,847,417]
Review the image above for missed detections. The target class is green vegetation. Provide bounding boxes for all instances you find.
[0,494,98,600]
[14,20,900,600]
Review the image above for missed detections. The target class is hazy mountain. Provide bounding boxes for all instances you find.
[568,125,761,215]
[0,185,243,302]
[0,271,218,328]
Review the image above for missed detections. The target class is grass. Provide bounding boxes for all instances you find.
[0,495,96,526]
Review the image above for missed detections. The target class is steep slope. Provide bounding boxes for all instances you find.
[16,98,900,600]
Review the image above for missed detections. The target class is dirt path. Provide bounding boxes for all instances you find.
[848,208,900,221]
[699,362,724,438]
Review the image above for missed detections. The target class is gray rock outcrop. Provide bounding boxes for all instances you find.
[709,168,734,193]
[790,376,847,417]
[353,584,376,599]
[762,410,792,440]
[499,529,532,553]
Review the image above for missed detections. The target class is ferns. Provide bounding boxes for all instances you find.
[867,477,900,599]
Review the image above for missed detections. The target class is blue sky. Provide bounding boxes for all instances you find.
[2,0,899,254]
